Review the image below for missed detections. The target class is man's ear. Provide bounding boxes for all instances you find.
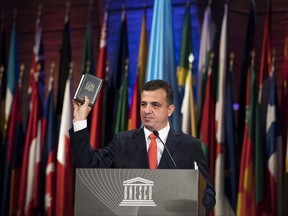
[168,104,175,117]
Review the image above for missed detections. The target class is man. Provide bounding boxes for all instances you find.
[70,79,215,213]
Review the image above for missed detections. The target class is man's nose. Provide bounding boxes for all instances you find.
[143,104,152,113]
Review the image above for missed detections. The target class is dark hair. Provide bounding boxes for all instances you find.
[142,79,174,105]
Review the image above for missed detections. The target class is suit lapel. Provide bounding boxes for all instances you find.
[129,129,149,168]
[158,128,179,169]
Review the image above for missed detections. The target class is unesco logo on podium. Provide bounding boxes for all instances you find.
[119,177,156,207]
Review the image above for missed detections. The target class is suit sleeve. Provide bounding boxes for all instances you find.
[193,139,216,214]
[69,127,115,168]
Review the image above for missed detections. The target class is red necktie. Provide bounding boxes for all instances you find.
[148,133,158,169]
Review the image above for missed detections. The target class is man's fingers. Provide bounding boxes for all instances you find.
[72,99,79,109]
[84,96,90,106]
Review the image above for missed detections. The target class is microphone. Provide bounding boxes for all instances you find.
[153,130,177,169]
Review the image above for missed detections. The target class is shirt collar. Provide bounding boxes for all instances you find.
[144,123,170,143]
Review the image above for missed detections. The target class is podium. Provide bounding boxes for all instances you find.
[74,169,206,216]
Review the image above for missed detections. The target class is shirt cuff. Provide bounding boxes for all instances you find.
[73,119,87,132]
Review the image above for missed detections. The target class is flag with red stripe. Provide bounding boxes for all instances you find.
[1,83,24,216]
[55,74,73,215]
[90,11,108,149]
[18,9,45,215]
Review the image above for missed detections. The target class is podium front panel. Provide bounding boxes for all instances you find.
[75,169,204,216]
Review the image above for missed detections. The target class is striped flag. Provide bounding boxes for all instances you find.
[199,53,216,182]
[237,57,257,216]
[90,11,108,149]
[181,54,196,137]
[238,2,256,148]
[1,82,24,216]
[0,19,6,143]
[27,9,45,109]
[128,73,140,130]
[197,3,213,123]
[128,8,148,130]
[43,74,57,216]
[4,22,19,132]
[177,4,193,103]
[255,4,273,215]
[55,74,73,215]
[214,4,230,215]
[0,19,7,212]
[18,9,45,215]
[145,0,180,131]
[18,77,43,215]
[137,7,148,94]
[265,63,279,216]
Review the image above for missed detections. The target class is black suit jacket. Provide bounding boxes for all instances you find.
[69,127,216,213]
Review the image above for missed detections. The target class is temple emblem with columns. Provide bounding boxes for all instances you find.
[119,177,157,207]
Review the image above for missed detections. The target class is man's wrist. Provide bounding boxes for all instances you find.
[73,119,87,132]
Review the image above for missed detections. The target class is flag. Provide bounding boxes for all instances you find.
[1,83,24,216]
[55,74,73,215]
[254,4,273,215]
[115,69,129,134]
[177,4,193,103]
[145,0,180,131]
[56,8,72,116]
[128,73,140,130]
[197,3,213,124]
[0,19,6,143]
[27,9,45,110]
[224,54,238,214]
[18,9,45,215]
[238,2,256,150]
[0,19,7,212]
[18,78,43,215]
[237,58,257,216]
[181,56,196,137]
[43,74,57,216]
[81,13,95,75]
[105,7,128,143]
[137,7,148,93]
[4,22,19,133]
[265,63,279,216]
[214,4,230,215]
[108,7,128,93]
[199,53,216,182]
[90,11,108,149]
[128,8,148,130]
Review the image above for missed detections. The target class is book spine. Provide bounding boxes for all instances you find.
[74,74,85,100]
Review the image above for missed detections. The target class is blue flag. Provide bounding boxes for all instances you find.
[145,0,180,130]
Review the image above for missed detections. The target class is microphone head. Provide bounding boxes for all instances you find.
[152,130,159,136]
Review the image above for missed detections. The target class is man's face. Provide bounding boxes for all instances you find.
[140,89,175,132]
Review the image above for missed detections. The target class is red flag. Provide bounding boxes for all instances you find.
[90,11,108,149]
[1,83,24,216]
[18,9,44,215]
[55,74,73,215]
[237,61,257,216]
[18,83,42,215]
[199,53,216,183]
[43,75,57,216]
[128,73,140,130]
